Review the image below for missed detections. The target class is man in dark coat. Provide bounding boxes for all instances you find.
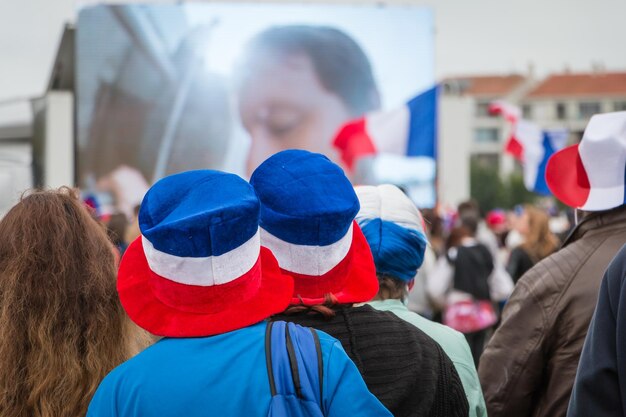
[567,244,626,417]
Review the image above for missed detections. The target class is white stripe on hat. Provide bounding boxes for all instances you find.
[583,184,625,211]
[142,230,261,286]
[579,112,626,211]
[355,184,426,235]
[260,224,353,276]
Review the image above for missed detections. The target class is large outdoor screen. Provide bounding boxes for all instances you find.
[76,3,434,216]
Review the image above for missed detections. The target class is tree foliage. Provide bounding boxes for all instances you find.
[470,160,538,213]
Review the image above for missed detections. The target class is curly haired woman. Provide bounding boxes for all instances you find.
[0,189,148,417]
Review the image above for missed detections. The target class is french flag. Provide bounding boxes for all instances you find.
[489,101,568,195]
[333,86,438,171]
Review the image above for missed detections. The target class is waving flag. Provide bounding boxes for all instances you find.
[488,101,524,159]
[489,101,568,195]
[333,86,438,170]
[515,121,569,195]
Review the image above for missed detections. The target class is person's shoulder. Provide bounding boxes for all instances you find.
[312,328,343,349]
[517,242,584,292]
[605,245,626,293]
[350,305,441,350]
[350,304,419,328]
[404,310,472,359]
[91,347,148,400]
[100,339,167,383]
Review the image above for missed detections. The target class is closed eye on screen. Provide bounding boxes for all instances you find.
[264,115,302,138]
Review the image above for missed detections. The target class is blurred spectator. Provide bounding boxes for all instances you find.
[428,226,497,365]
[479,112,626,417]
[96,165,149,220]
[407,245,437,317]
[458,200,514,304]
[506,205,559,284]
[422,208,445,257]
[485,209,509,249]
[124,204,142,245]
[105,212,129,257]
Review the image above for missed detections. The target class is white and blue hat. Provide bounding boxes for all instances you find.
[355,184,428,282]
[117,170,293,337]
[250,150,378,305]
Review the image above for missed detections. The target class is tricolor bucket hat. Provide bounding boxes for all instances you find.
[118,170,293,337]
[546,111,626,211]
[250,150,378,305]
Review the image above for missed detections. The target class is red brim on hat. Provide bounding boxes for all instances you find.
[118,238,294,337]
[546,144,591,209]
[287,222,379,306]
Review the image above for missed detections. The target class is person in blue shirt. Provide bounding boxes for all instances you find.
[87,170,391,417]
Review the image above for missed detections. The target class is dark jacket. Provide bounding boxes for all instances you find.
[567,244,626,417]
[506,246,535,284]
[274,304,469,417]
[452,243,493,301]
[478,206,626,417]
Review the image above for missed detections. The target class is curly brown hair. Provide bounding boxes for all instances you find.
[0,188,148,417]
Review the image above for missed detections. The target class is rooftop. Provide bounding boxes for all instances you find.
[442,74,526,97]
[526,72,626,98]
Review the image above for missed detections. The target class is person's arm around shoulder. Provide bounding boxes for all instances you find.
[567,245,626,417]
[323,340,392,417]
[479,265,551,417]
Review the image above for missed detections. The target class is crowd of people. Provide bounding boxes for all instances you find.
[0,110,624,417]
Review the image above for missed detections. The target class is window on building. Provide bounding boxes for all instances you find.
[556,103,567,120]
[579,102,601,119]
[474,128,500,143]
[476,102,494,118]
[614,101,626,112]
[522,104,532,119]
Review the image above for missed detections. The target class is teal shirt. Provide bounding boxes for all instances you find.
[369,299,488,417]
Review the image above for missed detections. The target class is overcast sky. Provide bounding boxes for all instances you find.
[1,0,625,104]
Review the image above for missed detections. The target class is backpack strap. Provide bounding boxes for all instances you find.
[285,323,303,398]
[310,328,323,405]
[266,321,324,408]
[265,321,278,397]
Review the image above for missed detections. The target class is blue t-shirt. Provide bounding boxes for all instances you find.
[87,321,391,417]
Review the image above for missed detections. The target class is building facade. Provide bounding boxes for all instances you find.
[438,70,626,208]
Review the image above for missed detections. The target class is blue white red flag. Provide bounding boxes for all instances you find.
[489,101,568,195]
[333,86,438,171]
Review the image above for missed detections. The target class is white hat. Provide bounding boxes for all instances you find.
[546,111,626,211]
[355,184,426,234]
